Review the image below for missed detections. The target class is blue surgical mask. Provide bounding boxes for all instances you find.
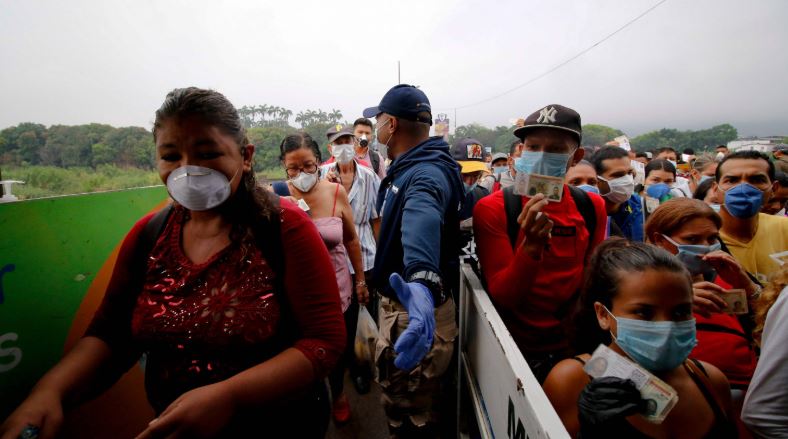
[699,175,713,184]
[463,182,477,194]
[709,203,722,213]
[577,184,600,194]
[662,234,720,278]
[605,306,697,372]
[514,150,573,178]
[646,183,672,201]
[492,166,507,176]
[723,183,764,218]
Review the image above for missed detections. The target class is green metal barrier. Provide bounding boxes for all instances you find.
[0,186,167,421]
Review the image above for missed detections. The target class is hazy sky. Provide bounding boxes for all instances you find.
[1,0,786,137]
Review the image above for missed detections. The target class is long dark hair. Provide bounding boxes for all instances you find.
[153,87,276,229]
[279,132,322,163]
[645,158,676,179]
[571,239,690,354]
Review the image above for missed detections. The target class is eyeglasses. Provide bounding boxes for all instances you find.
[285,162,318,178]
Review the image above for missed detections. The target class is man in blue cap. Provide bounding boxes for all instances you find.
[364,84,463,438]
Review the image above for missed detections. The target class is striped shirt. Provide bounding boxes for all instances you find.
[320,161,381,271]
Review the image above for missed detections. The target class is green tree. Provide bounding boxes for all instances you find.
[582,124,625,147]
[102,127,155,168]
[630,124,738,152]
[247,126,297,172]
[449,124,514,154]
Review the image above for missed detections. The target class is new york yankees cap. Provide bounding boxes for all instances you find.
[363,84,433,125]
[513,104,582,144]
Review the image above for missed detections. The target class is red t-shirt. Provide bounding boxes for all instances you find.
[473,186,607,354]
[85,199,345,412]
[691,276,757,388]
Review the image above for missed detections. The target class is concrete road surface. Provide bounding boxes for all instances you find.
[326,373,389,439]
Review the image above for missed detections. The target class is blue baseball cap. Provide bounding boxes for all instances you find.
[363,84,433,125]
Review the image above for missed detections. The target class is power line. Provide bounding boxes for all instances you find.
[440,0,669,112]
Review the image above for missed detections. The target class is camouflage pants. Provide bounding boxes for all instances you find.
[375,296,458,431]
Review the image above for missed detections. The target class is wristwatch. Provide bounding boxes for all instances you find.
[408,270,446,305]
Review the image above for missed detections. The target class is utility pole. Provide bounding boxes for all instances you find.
[454,108,457,132]
[397,61,401,84]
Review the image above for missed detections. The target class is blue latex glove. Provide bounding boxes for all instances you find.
[646,183,671,201]
[389,273,436,371]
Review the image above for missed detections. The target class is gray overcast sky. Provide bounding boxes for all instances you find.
[1,0,786,137]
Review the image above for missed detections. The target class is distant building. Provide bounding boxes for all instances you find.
[728,136,787,153]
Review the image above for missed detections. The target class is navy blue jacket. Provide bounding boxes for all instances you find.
[610,193,645,242]
[372,136,463,301]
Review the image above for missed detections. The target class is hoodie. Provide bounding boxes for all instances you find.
[372,136,463,301]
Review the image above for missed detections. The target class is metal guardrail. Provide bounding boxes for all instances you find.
[458,263,570,439]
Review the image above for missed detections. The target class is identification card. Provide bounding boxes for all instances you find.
[769,250,788,267]
[512,172,563,202]
[720,289,748,314]
[584,344,679,424]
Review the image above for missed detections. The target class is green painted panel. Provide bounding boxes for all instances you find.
[0,186,167,417]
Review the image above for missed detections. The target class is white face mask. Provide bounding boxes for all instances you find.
[599,174,635,205]
[290,170,318,193]
[332,143,355,164]
[166,165,239,211]
[376,118,392,149]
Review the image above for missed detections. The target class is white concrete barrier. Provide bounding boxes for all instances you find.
[458,264,570,439]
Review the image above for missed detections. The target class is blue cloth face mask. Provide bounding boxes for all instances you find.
[492,166,507,176]
[577,184,600,194]
[646,183,672,201]
[661,234,720,278]
[514,150,573,178]
[723,183,764,218]
[605,306,697,372]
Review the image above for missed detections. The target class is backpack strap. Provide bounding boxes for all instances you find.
[136,203,174,261]
[370,151,381,174]
[503,186,522,249]
[271,181,291,197]
[684,359,730,425]
[567,185,597,244]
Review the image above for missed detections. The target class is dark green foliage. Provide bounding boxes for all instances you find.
[630,124,738,152]
[582,124,625,147]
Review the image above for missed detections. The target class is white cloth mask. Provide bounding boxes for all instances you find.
[291,170,318,192]
[599,174,635,205]
[332,143,355,164]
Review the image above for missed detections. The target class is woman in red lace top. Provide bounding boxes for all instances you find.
[0,88,346,439]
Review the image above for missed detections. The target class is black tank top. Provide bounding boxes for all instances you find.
[573,357,737,439]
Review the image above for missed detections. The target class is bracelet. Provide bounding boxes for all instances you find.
[750,284,762,300]
[355,280,367,287]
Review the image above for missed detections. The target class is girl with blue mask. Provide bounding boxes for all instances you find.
[543,239,736,438]
[646,197,760,401]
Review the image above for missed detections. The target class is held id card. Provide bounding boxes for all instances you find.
[720,289,748,315]
[584,344,679,424]
[513,172,564,202]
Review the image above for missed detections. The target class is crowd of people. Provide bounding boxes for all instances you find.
[2,85,787,439]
